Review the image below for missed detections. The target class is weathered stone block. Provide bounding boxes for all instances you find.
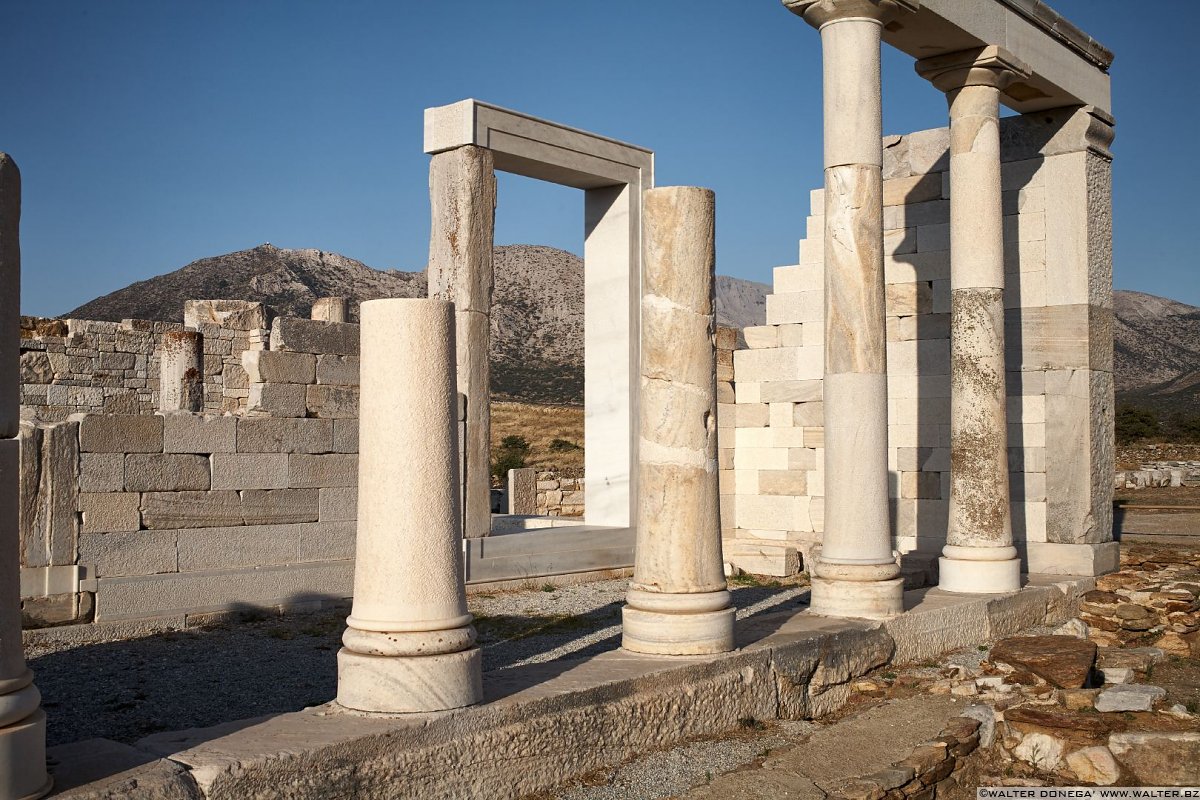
[332,419,358,453]
[163,414,237,454]
[79,413,163,453]
[270,317,359,356]
[184,299,267,331]
[242,350,316,384]
[305,385,358,418]
[124,454,210,492]
[140,490,242,530]
[177,523,300,572]
[78,492,141,533]
[236,418,333,454]
[211,453,289,490]
[289,454,357,488]
[79,530,178,577]
[240,489,319,525]
[79,453,125,493]
[318,486,357,522]
[760,380,822,404]
[246,383,307,417]
[297,520,356,561]
[316,355,359,386]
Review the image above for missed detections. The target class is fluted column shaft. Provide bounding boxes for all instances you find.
[918,47,1030,593]
[786,0,910,619]
[622,187,734,656]
[336,298,482,713]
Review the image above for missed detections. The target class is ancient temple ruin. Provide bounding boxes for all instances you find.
[0,1,1117,797]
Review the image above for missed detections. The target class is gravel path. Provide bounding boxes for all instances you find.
[28,577,806,748]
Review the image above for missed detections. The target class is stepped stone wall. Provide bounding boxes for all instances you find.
[723,107,1114,576]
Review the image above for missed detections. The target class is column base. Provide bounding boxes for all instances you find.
[621,606,736,656]
[808,576,904,620]
[0,709,51,800]
[336,646,482,713]
[938,555,1021,594]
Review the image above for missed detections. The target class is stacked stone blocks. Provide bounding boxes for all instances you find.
[727,107,1114,576]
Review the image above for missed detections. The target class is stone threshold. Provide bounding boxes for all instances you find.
[46,574,1095,799]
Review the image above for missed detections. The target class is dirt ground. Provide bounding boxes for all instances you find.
[491,401,584,475]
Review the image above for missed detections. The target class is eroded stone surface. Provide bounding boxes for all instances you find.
[988,635,1096,688]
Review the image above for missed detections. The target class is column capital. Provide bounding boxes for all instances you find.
[782,0,918,30]
[916,46,1031,93]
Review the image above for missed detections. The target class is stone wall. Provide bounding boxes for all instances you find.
[725,106,1115,576]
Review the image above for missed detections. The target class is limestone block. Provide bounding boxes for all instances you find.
[247,383,307,417]
[883,199,949,231]
[269,317,359,357]
[724,540,799,577]
[788,447,819,471]
[183,299,267,331]
[311,297,349,323]
[298,520,356,562]
[736,494,804,531]
[289,454,357,488]
[765,291,822,326]
[734,346,822,383]
[1045,369,1113,545]
[78,413,163,453]
[768,403,793,430]
[23,422,79,567]
[1108,733,1200,786]
[507,468,536,515]
[791,402,823,427]
[715,327,738,351]
[236,417,333,454]
[760,380,822,404]
[773,265,820,294]
[79,530,178,577]
[734,403,769,428]
[124,454,210,492]
[759,470,806,497]
[316,355,359,386]
[884,283,933,318]
[735,382,760,404]
[1025,541,1118,576]
[306,385,359,419]
[778,324,804,348]
[177,523,301,572]
[242,350,316,384]
[917,223,950,252]
[79,453,124,493]
[211,453,289,490]
[163,414,237,454]
[882,173,942,206]
[140,490,243,530]
[240,489,320,526]
[333,419,358,453]
[78,492,141,533]
[799,236,823,265]
[319,486,357,522]
[742,326,779,350]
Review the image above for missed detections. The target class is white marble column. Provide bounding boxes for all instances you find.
[785,0,913,619]
[337,298,482,713]
[428,145,496,540]
[623,187,734,656]
[0,154,52,799]
[158,330,203,413]
[917,47,1030,593]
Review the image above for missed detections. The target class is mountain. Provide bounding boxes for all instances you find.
[66,244,770,405]
[1113,290,1200,413]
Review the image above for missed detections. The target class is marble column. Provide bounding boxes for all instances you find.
[623,187,734,656]
[337,298,482,713]
[157,330,203,413]
[917,47,1030,593]
[428,145,496,540]
[784,0,913,619]
[0,154,52,799]
[311,296,348,323]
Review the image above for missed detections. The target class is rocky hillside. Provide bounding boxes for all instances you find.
[1114,290,1200,413]
[67,243,769,405]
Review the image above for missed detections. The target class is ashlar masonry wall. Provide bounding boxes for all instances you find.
[723,106,1115,578]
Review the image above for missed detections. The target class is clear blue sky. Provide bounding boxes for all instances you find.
[2,1,1195,316]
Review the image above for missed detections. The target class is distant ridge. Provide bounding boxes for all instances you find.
[67,243,770,405]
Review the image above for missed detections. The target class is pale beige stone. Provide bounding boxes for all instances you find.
[78,492,141,533]
[211,453,289,490]
[79,530,178,577]
[164,414,237,454]
[124,454,210,492]
[79,453,124,493]
[269,317,358,356]
[236,418,333,454]
[79,414,163,453]
[289,454,357,489]
[240,489,320,526]
[242,350,316,384]
[305,385,358,419]
[247,383,307,417]
[318,486,357,522]
[139,490,243,530]
[311,297,349,323]
[158,330,203,413]
[316,355,359,386]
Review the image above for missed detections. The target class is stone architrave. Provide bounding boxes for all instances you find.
[784,0,913,619]
[158,330,203,413]
[336,298,482,713]
[427,145,496,540]
[0,153,52,798]
[917,47,1030,593]
[311,297,348,323]
[622,186,734,655]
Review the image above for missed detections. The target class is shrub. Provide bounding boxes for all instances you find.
[548,438,581,452]
[1115,404,1160,444]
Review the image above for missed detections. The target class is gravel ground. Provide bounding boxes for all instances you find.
[27,577,806,748]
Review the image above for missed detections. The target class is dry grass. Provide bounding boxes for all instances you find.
[490,401,584,475]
